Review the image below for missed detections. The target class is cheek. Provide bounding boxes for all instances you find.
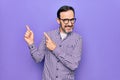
[60,22,65,28]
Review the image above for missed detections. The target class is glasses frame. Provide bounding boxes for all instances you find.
[59,18,76,24]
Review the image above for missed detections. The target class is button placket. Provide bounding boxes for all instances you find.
[55,42,62,79]
[55,60,58,79]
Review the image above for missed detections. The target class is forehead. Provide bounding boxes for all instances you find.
[60,10,74,19]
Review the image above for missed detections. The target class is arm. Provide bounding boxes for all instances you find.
[24,25,46,63]
[43,32,82,70]
[53,37,82,71]
[28,36,46,63]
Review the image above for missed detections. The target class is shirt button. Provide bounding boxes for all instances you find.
[59,45,62,47]
[57,60,60,62]
[56,68,59,70]
[56,76,58,78]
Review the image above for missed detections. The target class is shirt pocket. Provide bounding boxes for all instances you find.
[65,44,74,54]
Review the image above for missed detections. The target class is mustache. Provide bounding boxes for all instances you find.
[65,25,73,28]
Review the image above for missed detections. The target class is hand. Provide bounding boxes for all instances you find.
[24,25,34,45]
[44,32,56,51]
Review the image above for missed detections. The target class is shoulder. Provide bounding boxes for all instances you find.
[71,32,82,40]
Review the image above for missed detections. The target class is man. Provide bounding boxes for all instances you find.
[24,5,82,80]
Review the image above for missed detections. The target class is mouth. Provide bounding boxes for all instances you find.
[65,25,73,28]
[65,26,73,32]
[60,25,74,33]
[65,26,73,29]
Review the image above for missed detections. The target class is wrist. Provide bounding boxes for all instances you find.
[28,41,34,45]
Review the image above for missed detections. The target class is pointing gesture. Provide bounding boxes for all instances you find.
[24,25,34,45]
[44,32,56,51]
[26,25,31,31]
[44,32,51,41]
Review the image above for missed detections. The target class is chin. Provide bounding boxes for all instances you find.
[65,30,72,33]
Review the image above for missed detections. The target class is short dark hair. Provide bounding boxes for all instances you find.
[57,5,75,19]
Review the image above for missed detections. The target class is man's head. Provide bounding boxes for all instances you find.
[57,5,76,34]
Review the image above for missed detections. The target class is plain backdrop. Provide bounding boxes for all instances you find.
[0,0,120,80]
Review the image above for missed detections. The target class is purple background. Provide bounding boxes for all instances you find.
[0,0,120,80]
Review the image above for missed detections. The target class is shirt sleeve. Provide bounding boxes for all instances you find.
[28,36,46,63]
[53,37,82,71]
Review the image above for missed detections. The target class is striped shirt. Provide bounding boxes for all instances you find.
[29,28,82,80]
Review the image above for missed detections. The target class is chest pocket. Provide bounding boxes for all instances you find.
[65,44,74,53]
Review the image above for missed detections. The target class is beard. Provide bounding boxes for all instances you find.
[60,24,74,34]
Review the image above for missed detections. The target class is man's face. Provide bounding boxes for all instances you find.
[57,10,76,33]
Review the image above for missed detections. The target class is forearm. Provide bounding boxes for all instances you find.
[28,43,45,63]
[52,38,82,71]
[53,47,81,71]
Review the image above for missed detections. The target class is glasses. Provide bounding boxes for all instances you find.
[60,18,76,24]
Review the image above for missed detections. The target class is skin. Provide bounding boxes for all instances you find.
[57,10,75,34]
[24,10,75,51]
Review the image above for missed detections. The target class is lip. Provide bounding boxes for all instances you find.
[65,27,72,29]
[65,26,72,28]
[65,27,72,31]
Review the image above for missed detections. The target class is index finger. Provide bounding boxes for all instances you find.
[44,32,51,40]
[26,25,31,31]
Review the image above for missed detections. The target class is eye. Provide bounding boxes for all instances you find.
[63,19,69,23]
[63,19,68,21]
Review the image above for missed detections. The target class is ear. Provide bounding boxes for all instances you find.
[57,18,60,24]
